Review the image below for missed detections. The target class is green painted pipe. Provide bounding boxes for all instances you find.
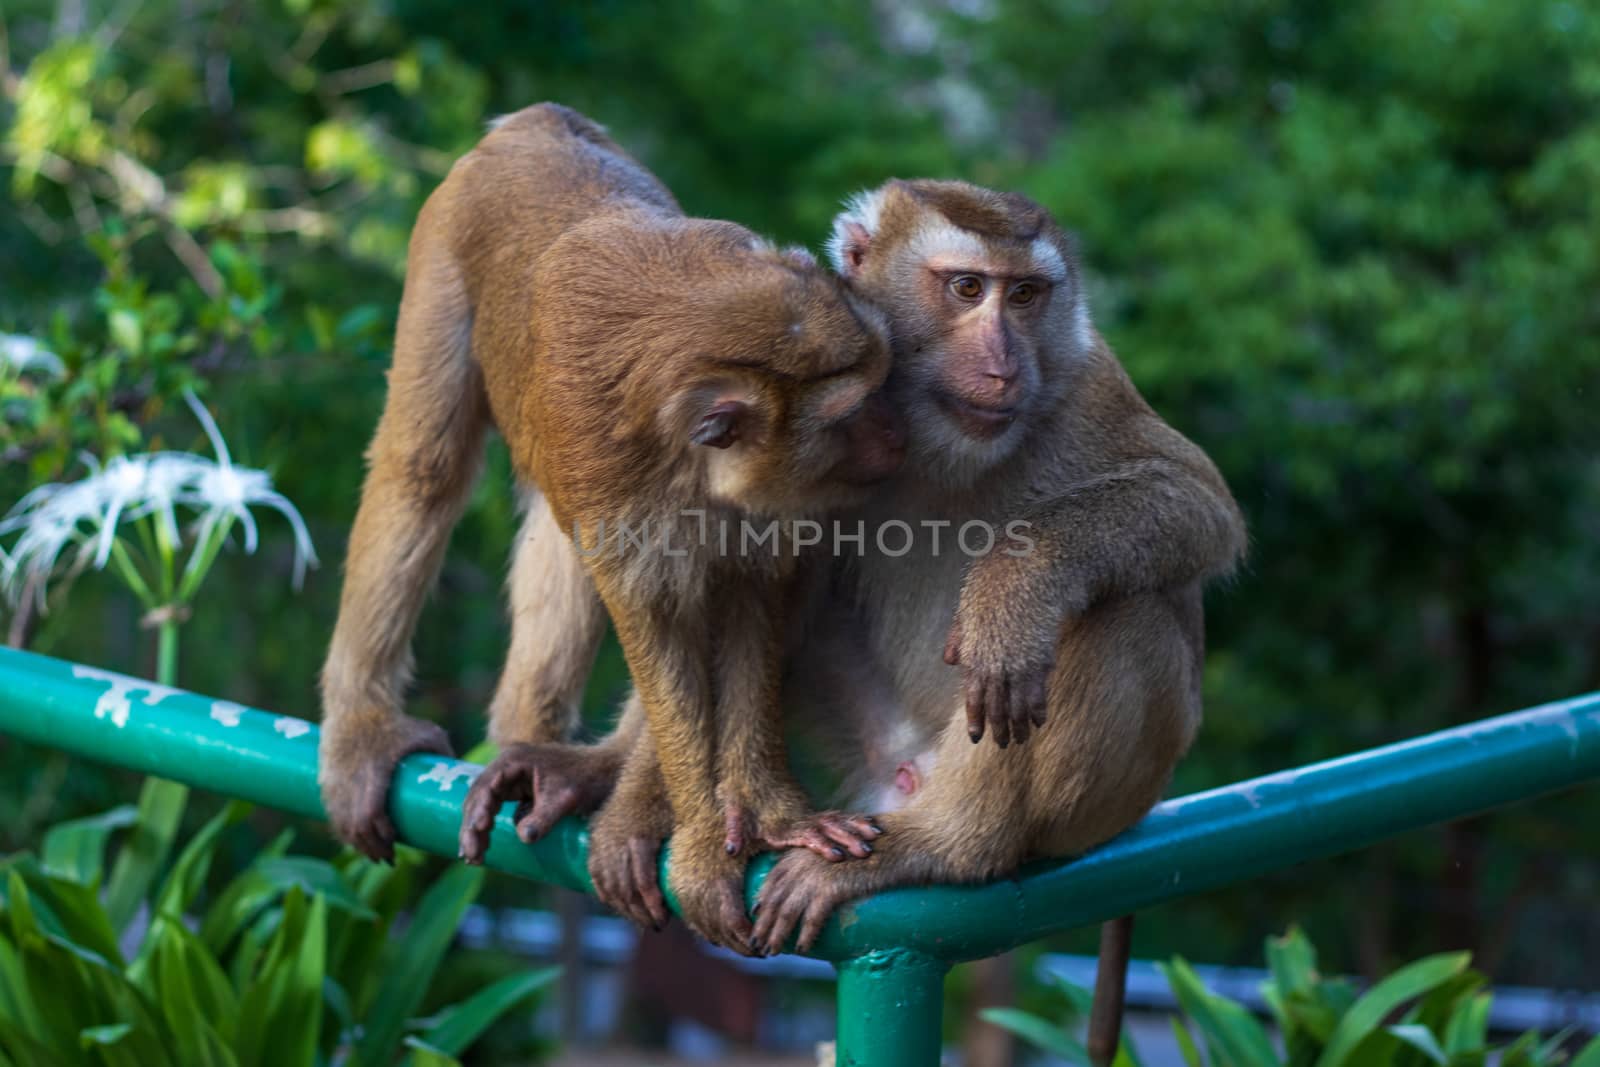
[834,950,948,1067]
[2,646,1597,971]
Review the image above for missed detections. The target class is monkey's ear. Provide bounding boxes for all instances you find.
[690,399,750,449]
[827,187,888,278]
[831,221,872,278]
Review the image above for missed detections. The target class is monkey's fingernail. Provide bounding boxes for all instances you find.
[830,846,845,858]
[969,731,981,743]
[862,843,873,854]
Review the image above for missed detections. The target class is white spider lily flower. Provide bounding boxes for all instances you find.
[1,391,318,605]
[0,333,65,378]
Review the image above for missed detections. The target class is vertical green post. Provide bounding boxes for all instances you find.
[834,950,948,1067]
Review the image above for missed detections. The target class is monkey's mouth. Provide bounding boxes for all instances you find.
[932,390,1018,440]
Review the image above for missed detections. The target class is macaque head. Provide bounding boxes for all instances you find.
[826,179,1094,488]
[672,246,905,515]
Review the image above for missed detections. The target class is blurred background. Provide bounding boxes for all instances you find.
[2,1,1598,1063]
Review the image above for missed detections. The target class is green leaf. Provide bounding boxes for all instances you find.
[1265,926,1319,1000]
[236,888,326,1067]
[415,966,557,1055]
[353,863,483,1066]
[104,779,190,932]
[1569,1035,1600,1067]
[250,858,376,920]
[1315,952,1471,1067]
[147,916,240,1059]
[978,1007,1089,1063]
[41,806,138,886]
[1443,993,1490,1055]
[198,830,295,954]
[1161,959,1278,1067]
[1386,1024,1447,1065]
[1169,1018,1205,1067]
[149,800,250,923]
[400,1039,462,1067]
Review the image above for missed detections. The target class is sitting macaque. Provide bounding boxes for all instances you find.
[317,104,904,949]
[483,179,1245,963]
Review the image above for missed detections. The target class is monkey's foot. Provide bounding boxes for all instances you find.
[751,847,861,955]
[457,743,618,864]
[589,829,670,931]
[723,801,882,861]
[670,863,756,956]
[321,713,453,864]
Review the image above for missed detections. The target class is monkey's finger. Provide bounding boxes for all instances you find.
[815,820,873,858]
[630,840,670,929]
[964,673,986,742]
[723,806,747,857]
[751,872,793,950]
[456,818,489,864]
[714,885,756,956]
[365,813,398,865]
[517,783,577,843]
[844,816,885,839]
[797,899,835,954]
[1008,684,1032,747]
[943,619,964,666]
[988,676,1012,749]
[1026,674,1050,728]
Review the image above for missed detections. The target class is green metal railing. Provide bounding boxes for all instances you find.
[2,645,1598,1066]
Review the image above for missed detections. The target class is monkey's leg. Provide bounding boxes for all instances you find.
[754,591,1200,954]
[714,583,881,862]
[456,498,614,862]
[319,244,488,862]
[604,603,758,953]
[486,493,605,747]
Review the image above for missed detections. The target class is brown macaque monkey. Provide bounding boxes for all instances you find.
[317,104,902,950]
[746,179,1246,952]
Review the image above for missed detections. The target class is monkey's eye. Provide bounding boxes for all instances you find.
[1008,283,1038,307]
[949,275,984,300]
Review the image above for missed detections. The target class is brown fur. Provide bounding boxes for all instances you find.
[318,105,902,950]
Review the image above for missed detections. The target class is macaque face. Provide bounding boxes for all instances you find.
[829,180,1093,488]
[687,265,904,515]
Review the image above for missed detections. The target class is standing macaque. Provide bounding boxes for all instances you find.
[318,104,903,950]
[506,179,1244,959]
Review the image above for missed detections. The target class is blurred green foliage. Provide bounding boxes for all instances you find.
[0,797,554,1064]
[988,927,1600,1066]
[2,0,1597,998]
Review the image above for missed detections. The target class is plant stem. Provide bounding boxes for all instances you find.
[156,618,179,688]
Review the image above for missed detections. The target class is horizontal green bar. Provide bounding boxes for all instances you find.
[1,647,1597,963]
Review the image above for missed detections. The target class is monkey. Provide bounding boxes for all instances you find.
[317,103,904,952]
[745,178,1247,952]
[492,179,1244,968]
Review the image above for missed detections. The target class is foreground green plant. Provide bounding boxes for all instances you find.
[986,927,1600,1067]
[0,798,554,1066]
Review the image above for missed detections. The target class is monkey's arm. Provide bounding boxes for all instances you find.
[950,417,1243,746]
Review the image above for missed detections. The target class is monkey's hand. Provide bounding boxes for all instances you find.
[587,788,672,931]
[751,847,861,956]
[943,611,1054,749]
[667,819,757,955]
[458,743,620,865]
[319,712,453,864]
[721,788,881,861]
